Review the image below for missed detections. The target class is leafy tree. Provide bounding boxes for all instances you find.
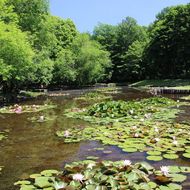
[71,34,112,85]
[112,17,148,81]
[7,0,49,32]
[0,0,18,24]
[33,51,54,86]
[30,15,77,60]
[0,22,35,92]
[145,4,190,79]
[53,49,77,84]
[93,23,117,54]
[122,40,148,81]
[93,17,148,82]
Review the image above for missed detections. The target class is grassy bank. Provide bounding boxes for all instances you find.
[130,79,190,90]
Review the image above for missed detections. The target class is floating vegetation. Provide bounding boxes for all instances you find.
[56,121,190,161]
[65,97,182,124]
[75,92,112,102]
[96,87,122,94]
[58,97,190,161]
[14,160,190,190]
[180,95,190,101]
[28,115,57,123]
[0,166,3,174]
[0,130,8,141]
[0,104,56,114]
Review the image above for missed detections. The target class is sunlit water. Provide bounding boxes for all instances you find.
[0,87,190,190]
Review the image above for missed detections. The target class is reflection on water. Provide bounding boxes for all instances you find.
[0,87,190,190]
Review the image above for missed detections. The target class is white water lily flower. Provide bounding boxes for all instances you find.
[134,133,139,137]
[129,110,134,114]
[160,166,169,176]
[54,181,66,190]
[154,127,159,133]
[123,160,132,166]
[145,113,151,119]
[73,173,84,181]
[131,126,137,130]
[173,140,178,146]
[87,163,96,169]
[172,136,176,140]
[39,115,44,121]
[155,138,160,142]
[64,130,70,137]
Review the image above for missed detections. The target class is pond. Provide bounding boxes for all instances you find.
[0,87,190,190]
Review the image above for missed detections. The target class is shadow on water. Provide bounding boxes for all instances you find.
[0,87,190,189]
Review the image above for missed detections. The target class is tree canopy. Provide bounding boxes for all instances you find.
[0,0,190,93]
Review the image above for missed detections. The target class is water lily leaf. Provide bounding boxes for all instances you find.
[159,185,170,190]
[146,156,163,161]
[41,170,59,176]
[122,147,137,153]
[148,182,157,188]
[86,156,99,160]
[180,166,190,173]
[86,184,97,190]
[167,183,182,190]
[168,166,180,173]
[163,154,179,160]
[182,153,190,158]
[30,174,41,179]
[35,177,53,188]
[20,185,36,190]
[14,181,31,185]
[147,151,161,156]
[170,174,187,182]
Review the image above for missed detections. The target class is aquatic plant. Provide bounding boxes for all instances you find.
[96,87,122,94]
[0,129,9,142]
[28,114,57,123]
[65,97,182,124]
[75,91,112,102]
[0,104,56,114]
[56,121,190,161]
[14,160,190,190]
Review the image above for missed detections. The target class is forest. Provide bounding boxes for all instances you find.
[0,0,190,93]
[2,1,190,190]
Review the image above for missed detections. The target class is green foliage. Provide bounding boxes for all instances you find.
[93,17,148,82]
[7,0,49,32]
[122,40,148,81]
[75,91,112,102]
[145,4,190,79]
[33,51,54,85]
[0,0,18,24]
[87,97,175,118]
[0,21,35,92]
[71,34,112,85]
[53,49,76,84]
[36,15,77,57]
[14,160,190,189]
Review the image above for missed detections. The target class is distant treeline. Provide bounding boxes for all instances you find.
[0,0,190,92]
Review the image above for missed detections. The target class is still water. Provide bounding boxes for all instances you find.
[0,87,190,190]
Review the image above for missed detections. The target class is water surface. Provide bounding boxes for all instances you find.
[0,87,190,190]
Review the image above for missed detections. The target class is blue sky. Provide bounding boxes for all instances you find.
[50,0,189,33]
